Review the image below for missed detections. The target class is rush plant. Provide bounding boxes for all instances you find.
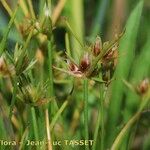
[0,0,150,150]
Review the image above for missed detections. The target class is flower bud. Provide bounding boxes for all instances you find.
[93,36,102,56]
[79,53,90,72]
[67,60,79,72]
[136,78,149,95]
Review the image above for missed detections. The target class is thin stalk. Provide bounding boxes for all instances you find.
[31,107,39,141]
[100,84,105,150]
[65,32,71,56]
[84,79,89,150]
[52,0,67,25]
[91,0,109,37]
[19,0,29,17]
[48,40,54,97]
[111,93,150,150]
[50,100,68,130]
[27,0,36,19]
[111,112,140,150]
[46,0,52,11]
[19,126,29,150]
[0,0,19,31]
[92,84,103,150]
[9,77,18,118]
[45,109,53,150]
[92,84,105,150]
[64,20,84,48]
[0,5,18,56]
[70,0,84,59]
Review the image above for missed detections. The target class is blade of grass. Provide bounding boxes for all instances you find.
[31,107,39,149]
[65,32,71,56]
[9,77,18,118]
[0,5,18,56]
[91,0,110,37]
[0,0,19,31]
[92,84,105,150]
[19,0,29,17]
[124,31,150,121]
[122,30,150,149]
[45,109,53,150]
[84,79,89,150]
[111,92,150,150]
[68,0,84,60]
[27,0,36,19]
[50,100,69,130]
[52,0,67,25]
[105,0,144,148]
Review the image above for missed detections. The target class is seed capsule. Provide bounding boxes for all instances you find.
[136,78,149,95]
[79,53,90,72]
[93,36,102,56]
[67,60,79,72]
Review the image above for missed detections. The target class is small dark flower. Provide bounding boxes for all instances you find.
[93,36,102,56]
[67,60,79,72]
[101,45,118,83]
[136,78,149,95]
[79,53,90,72]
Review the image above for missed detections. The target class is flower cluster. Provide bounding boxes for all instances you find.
[54,34,121,84]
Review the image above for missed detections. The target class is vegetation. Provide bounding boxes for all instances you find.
[0,0,150,150]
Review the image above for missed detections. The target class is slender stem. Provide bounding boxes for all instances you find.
[111,112,140,150]
[84,79,89,150]
[92,103,100,150]
[52,0,67,25]
[45,109,53,150]
[50,100,68,130]
[0,5,18,56]
[92,84,105,150]
[31,107,39,141]
[48,40,54,96]
[100,84,105,150]
[111,93,150,150]
[65,32,71,56]
[91,0,109,37]
[9,77,18,118]
[27,0,36,19]
[0,0,19,31]
[19,0,29,17]
[65,20,84,48]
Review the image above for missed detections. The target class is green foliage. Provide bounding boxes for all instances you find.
[0,0,149,150]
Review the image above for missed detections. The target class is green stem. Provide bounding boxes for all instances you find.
[9,77,18,118]
[111,112,140,150]
[84,79,89,150]
[65,32,71,56]
[92,84,105,150]
[91,0,109,37]
[47,40,58,114]
[31,107,39,141]
[0,5,18,56]
[45,109,53,150]
[111,93,150,150]
[100,84,104,150]
[48,40,54,96]
[50,100,68,130]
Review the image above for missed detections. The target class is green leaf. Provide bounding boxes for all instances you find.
[105,0,144,148]
[0,6,18,56]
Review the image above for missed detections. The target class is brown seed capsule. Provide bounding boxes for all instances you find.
[136,78,149,95]
[79,53,90,72]
[67,60,79,72]
[93,36,102,56]
[103,44,118,61]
